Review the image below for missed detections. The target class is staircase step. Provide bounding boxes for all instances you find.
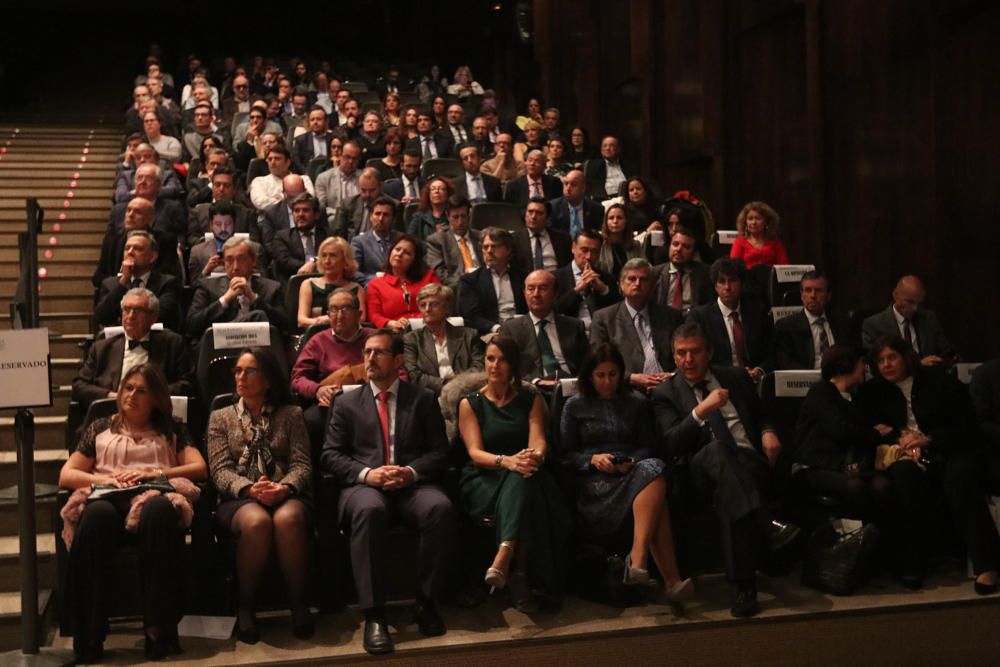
[49,335,91,359]
[0,534,56,594]
[0,414,69,452]
[0,312,94,334]
[0,387,73,419]
[0,497,57,537]
[0,295,94,312]
[0,590,54,651]
[0,247,101,263]
[0,450,66,488]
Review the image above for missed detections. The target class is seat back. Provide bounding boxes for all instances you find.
[306,156,328,183]
[769,265,816,307]
[760,370,821,452]
[402,202,420,229]
[342,81,369,93]
[469,202,522,232]
[295,321,333,357]
[246,158,268,188]
[196,325,290,406]
[285,272,323,332]
[421,158,463,181]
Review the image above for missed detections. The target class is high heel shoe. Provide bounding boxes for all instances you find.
[664,577,695,603]
[623,555,651,586]
[974,573,998,596]
[485,540,515,593]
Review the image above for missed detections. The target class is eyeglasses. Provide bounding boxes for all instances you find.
[328,305,358,314]
[231,367,259,377]
[121,306,153,315]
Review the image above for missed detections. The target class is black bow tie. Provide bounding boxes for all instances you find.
[127,339,150,351]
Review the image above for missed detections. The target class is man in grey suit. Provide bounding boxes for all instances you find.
[861,274,956,365]
[453,145,502,204]
[590,258,683,392]
[425,195,482,289]
[350,196,400,285]
[332,167,397,239]
[315,140,362,218]
[500,270,588,386]
[653,226,714,315]
[186,237,288,337]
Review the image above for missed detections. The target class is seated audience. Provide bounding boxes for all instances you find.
[590,258,681,392]
[350,196,401,284]
[458,227,528,335]
[356,112,387,161]
[773,270,851,370]
[553,229,619,327]
[469,116,496,160]
[511,198,570,274]
[549,170,604,237]
[182,102,225,164]
[687,258,773,380]
[513,120,546,162]
[618,176,663,234]
[652,226,714,315]
[371,128,405,182]
[405,109,454,160]
[292,106,334,173]
[382,149,424,204]
[184,145,229,208]
[95,230,181,332]
[321,330,457,655]
[403,284,485,394]
[95,197,181,288]
[141,111,181,162]
[408,177,455,239]
[249,145,315,210]
[73,288,194,407]
[448,65,484,98]
[333,167,396,239]
[560,344,693,601]
[188,201,244,281]
[444,103,470,146]
[425,195,482,289]
[729,201,788,270]
[584,136,635,200]
[207,348,314,643]
[857,336,998,593]
[503,150,562,210]
[594,203,643,284]
[567,126,594,169]
[454,144,502,203]
[458,336,571,612]
[297,236,365,329]
[861,274,957,366]
[60,364,207,663]
[499,270,588,384]
[270,193,330,284]
[110,159,185,238]
[186,238,287,337]
[366,234,440,331]
[259,174,308,247]
[480,134,525,185]
[652,323,798,618]
[544,136,573,177]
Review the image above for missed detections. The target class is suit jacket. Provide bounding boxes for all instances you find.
[511,227,573,275]
[185,273,288,336]
[651,365,772,459]
[314,165,356,215]
[187,201,259,248]
[93,227,181,288]
[260,200,292,248]
[108,197,187,246]
[652,261,714,314]
[71,330,195,406]
[333,193,402,240]
[861,305,956,359]
[855,368,974,454]
[405,132,455,160]
[457,265,528,335]
[687,296,773,372]
[293,131,335,173]
[970,358,1000,447]
[552,263,620,319]
[384,176,427,202]
[503,174,562,210]
[351,231,400,284]
[402,324,485,393]
[583,158,636,199]
[794,380,885,471]
[321,381,450,485]
[548,197,604,234]
[425,229,483,289]
[499,313,588,380]
[773,309,852,370]
[590,301,682,375]
[270,225,330,284]
[453,172,503,203]
[187,239,228,285]
[94,272,181,333]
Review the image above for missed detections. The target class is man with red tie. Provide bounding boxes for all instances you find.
[320,330,456,655]
[653,226,714,315]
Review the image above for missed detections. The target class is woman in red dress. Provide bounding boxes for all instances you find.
[366,233,440,331]
[730,200,789,269]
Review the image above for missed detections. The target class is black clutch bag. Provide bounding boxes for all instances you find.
[87,479,173,503]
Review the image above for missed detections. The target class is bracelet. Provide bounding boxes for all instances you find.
[495,454,504,469]
[156,468,164,478]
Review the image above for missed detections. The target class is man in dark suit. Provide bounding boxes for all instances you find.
[270,193,329,284]
[861,274,957,366]
[500,270,588,384]
[651,322,796,618]
[334,168,399,240]
[405,110,454,160]
[773,270,851,370]
[584,135,636,200]
[590,258,683,392]
[94,231,181,332]
[259,174,308,247]
[186,238,288,337]
[458,227,528,335]
[469,116,495,160]
[549,170,604,236]
[73,287,194,407]
[443,103,470,147]
[686,258,773,381]
[512,198,572,275]
[292,106,334,173]
[383,150,425,205]
[454,145,502,204]
[425,196,482,289]
[95,197,181,288]
[188,202,251,283]
[106,165,187,247]
[321,330,456,654]
[350,196,400,285]
[503,150,562,210]
[553,229,619,327]
[186,168,259,248]
[653,226,714,315]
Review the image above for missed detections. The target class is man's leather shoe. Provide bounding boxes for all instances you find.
[731,582,759,618]
[363,618,394,655]
[769,520,801,552]
[414,598,447,637]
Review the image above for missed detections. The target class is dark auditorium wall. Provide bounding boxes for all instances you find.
[533,0,1000,360]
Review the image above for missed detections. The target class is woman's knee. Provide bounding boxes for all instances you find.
[233,504,274,539]
[273,501,309,534]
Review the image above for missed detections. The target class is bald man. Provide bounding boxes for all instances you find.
[95,197,181,286]
[333,167,400,239]
[862,275,957,365]
[260,173,326,249]
[549,169,605,236]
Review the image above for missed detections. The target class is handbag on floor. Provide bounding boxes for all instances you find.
[801,519,880,595]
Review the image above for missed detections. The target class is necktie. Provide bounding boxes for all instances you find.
[570,207,581,238]
[458,236,474,272]
[378,237,388,259]
[531,180,542,198]
[814,316,830,357]
[536,320,559,377]
[423,136,434,160]
[634,312,663,375]
[533,232,544,270]
[694,380,737,448]
[237,294,251,315]
[130,276,143,290]
[731,311,747,367]
[303,231,315,260]
[376,390,391,464]
[902,318,914,349]
[127,338,149,351]
[671,269,684,311]
[407,179,418,199]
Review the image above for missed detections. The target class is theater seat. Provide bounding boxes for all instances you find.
[421,158,463,181]
[469,202,521,232]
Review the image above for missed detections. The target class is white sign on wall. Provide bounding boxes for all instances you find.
[0,329,52,408]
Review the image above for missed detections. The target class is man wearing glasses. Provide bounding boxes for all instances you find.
[480,133,526,185]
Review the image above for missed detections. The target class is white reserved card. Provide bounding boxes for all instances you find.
[774,370,822,397]
[212,322,271,350]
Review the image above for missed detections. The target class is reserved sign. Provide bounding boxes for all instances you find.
[170,396,189,423]
[212,322,271,349]
[716,230,739,245]
[102,322,164,339]
[774,370,821,397]
[559,378,579,397]
[774,264,816,283]
[0,328,52,408]
[408,316,466,331]
[770,306,804,323]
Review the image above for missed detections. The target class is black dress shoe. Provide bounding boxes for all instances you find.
[974,580,998,596]
[73,640,104,664]
[144,634,169,661]
[769,520,801,552]
[899,575,923,591]
[414,598,447,637]
[163,625,182,655]
[731,582,759,618]
[235,619,260,645]
[292,617,316,640]
[363,618,394,655]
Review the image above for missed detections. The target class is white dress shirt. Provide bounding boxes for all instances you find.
[465,172,486,202]
[604,161,626,196]
[529,229,557,271]
[491,268,516,331]
[121,334,151,379]
[433,333,455,381]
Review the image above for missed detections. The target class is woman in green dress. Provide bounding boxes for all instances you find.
[458,336,571,612]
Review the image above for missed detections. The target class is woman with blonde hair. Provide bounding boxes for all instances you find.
[730,200,788,269]
[297,236,364,328]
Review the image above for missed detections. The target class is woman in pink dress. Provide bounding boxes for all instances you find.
[729,200,789,269]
